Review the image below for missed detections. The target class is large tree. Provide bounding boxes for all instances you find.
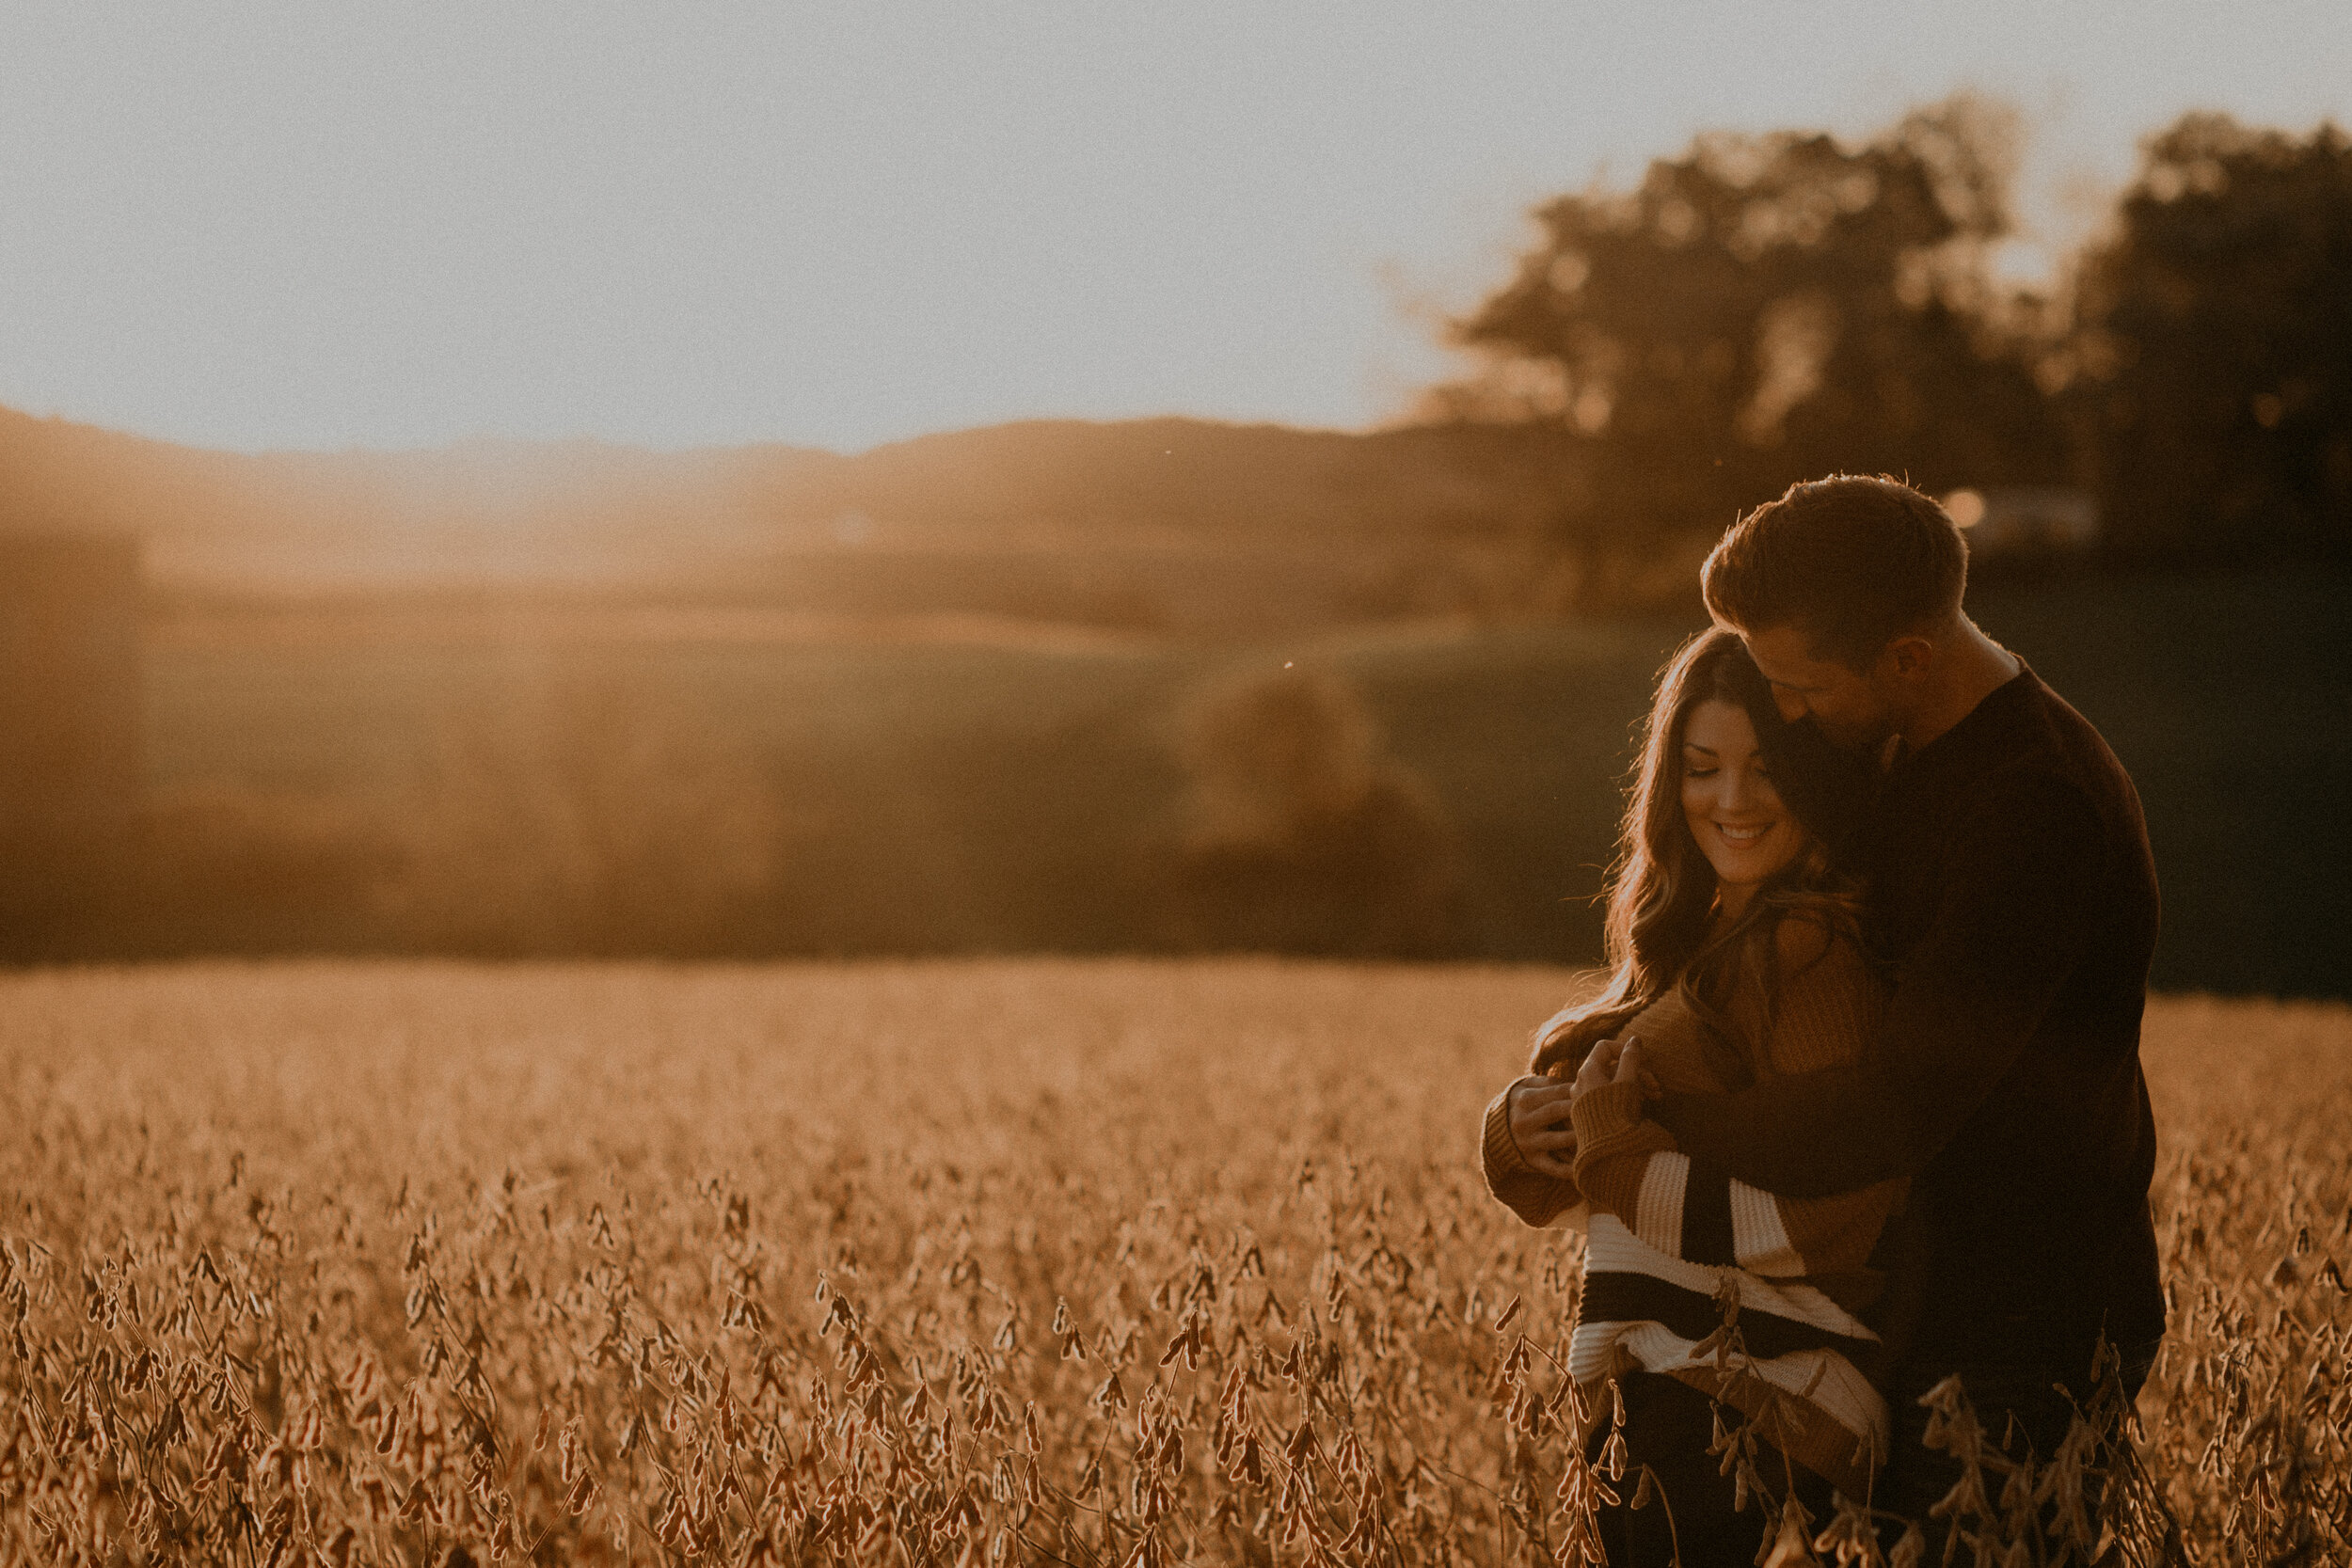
[2075,115,2352,564]
[1438,98,2066,587]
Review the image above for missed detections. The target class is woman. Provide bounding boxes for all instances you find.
[1480,628,1902,1563]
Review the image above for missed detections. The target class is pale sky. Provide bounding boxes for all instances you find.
[3,3,2347,454]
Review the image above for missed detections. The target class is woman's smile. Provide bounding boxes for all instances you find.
[1697,811,1801,883]
[1680,698,1810,905]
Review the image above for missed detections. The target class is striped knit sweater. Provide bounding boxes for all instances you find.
[1479,918,1904,1498]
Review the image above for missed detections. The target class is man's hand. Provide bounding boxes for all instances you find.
[1570,1034,1653,1103]
[1506,1077,1579,1180]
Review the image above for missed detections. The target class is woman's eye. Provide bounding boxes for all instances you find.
[1684,767,1718,779]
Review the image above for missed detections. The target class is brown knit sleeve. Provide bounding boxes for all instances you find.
[1759,919,1879,1076]
[1742,927,1906,1285]
[1566,1079,1678,1233]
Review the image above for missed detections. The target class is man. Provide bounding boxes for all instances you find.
[1520,475,2165,1523]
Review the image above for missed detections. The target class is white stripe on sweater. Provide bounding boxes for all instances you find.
[1580,1214,1879,1341]
[1567,1216,1888,1457]
[1612,1323,1887,1454]
[1564,1304,1885,1454]
[1730,1180,1806,1276]
[1631,1153,1689,1255]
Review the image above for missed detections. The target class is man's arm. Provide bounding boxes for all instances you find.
[1649,773,2102,1197]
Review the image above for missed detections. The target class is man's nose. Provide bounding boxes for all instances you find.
[1772,689,1807,723]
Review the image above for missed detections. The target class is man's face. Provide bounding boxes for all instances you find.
[1740,623,1901,752]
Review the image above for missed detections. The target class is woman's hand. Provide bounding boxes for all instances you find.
[1506,1078,1579,1180]
[1571,1034,1653,1103]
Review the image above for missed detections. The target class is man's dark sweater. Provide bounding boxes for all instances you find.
[1653,667,2165,1382]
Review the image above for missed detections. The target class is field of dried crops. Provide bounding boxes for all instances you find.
[0,959,2344,1566]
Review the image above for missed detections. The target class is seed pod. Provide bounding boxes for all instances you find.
[291,1407,324,1450]
[1234,1430,1269,1487]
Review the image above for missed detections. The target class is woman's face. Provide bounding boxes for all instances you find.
[1679,697,1809,894]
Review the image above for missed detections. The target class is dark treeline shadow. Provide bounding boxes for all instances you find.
[2,563,2341,998]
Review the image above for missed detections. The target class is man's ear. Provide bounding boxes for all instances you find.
[1883,634,1937,680]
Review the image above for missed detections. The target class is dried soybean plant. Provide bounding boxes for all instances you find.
[0,967,2342,1567]
[0,959,1584,1567]
[2122,998,2352,1567]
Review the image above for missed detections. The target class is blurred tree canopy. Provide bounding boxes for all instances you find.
[1436,97,2066,591]
[2075,116,2352,565]
[1438,101,2352,586]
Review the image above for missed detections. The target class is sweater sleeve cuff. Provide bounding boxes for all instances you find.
[1567,1080,1650,1147]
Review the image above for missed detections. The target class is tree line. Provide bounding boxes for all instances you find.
[1428,100,2352,575]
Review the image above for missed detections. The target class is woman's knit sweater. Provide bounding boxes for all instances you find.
[1479,918,1904,1498]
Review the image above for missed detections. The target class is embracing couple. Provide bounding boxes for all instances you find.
[1482,476,2165,1560]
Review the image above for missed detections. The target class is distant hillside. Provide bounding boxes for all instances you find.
[0,405,1595,624]
[0,404,842,589]
[779,418,1585,544]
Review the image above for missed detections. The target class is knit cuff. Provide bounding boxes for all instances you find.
[1567,1079,1648,1147]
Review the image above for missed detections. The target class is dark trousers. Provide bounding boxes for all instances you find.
[1876,1335,2162,1547]
[1592,1372,1834,1568]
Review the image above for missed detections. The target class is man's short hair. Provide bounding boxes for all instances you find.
[1702,475,1969,670]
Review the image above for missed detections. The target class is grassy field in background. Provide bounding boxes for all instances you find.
[1,958,2344,1563]
[142,564,2351,993]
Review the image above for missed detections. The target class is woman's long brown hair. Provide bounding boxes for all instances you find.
[1535,627,1869,1073]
